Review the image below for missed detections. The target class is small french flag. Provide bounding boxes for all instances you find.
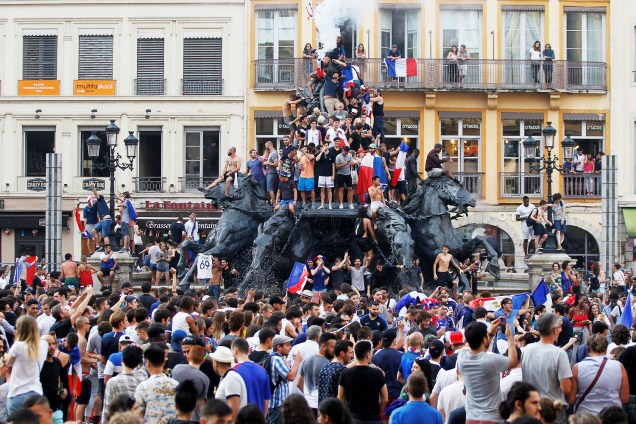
[287,262,309,294]
[386,58,418,77]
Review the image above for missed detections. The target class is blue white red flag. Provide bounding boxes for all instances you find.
[287,262,309,294]
[385,58,418,77]
[391,141,410,186]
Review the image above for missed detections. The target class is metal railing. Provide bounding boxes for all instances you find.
[254,58,607,92]
[563,173,601,198]
[181,79,223,95]
[134,79,166,95]
[500,172,543,198]
[456,172,483,198]
[133,177,166,193]
[178,176,217,192]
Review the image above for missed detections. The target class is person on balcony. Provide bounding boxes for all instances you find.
[446,45,459,86]
[458,45,470,87]
[542,43,555,85]
[571,147,586,195]
[584,153,596,195]
[529,41,543,84]
[386,44,401,84]
[302,43,315,75]
[355,44,367,79]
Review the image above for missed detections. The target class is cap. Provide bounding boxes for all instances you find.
[450,331,464,346]
[300,290,314,298]
[210,346,234,364]
[125,295,137,303]
[24,287,34,295]
[381,329,397,344]
[272,335,294,347]
[428,339,445,358]
[119,334,135,344]
[279,171,290,178]
[170,329,188,352]
[423,334,438,350]
[121,281,133,289]
[369,143,377,149]
[202,295,211,301]
[357,148,365,154]
[269,296,284,306]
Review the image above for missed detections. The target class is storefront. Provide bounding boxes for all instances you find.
[563,113,605,156]
[254,111,290,153]
[383,111,420,151]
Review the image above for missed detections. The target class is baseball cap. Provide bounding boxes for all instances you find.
[369,143,377,149]
[279,171,290,178]
[125,295,137,303]
[119,334,134,344]
[272,335,294,347]
[450,331,464,346]
[428,339,445,358]
[24,287,34,295]
[300,290,314,299]
[423,334,438,350]
[170,329,188,352]
[210,346,234,364]
[357,148,365,154]
[121,281,133,289]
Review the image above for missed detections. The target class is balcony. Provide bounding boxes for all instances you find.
[133,177,166,193]
[456,172,483,198]
[135,79,166,95]
[179,176,216,192]
[563,173,601,199]
[500,172,543,198]
[254,58,606,93]
[181,79,223,95]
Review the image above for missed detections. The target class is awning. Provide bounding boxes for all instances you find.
[624,208,636,237]
[136,213,222,231]
[0,212,72,229]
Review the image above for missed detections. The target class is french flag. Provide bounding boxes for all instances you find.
[287,262,309,294]
[385,58,418,77]
[391,141,410,187]
[356,154,388,203]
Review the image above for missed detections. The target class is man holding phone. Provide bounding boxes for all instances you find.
[494,295,530,355]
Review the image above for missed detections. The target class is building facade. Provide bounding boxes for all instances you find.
[247,0,610,272]
[0,0,246,263]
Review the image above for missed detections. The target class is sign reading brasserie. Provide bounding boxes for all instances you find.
[26,178,47,191]
[82,179,106,191]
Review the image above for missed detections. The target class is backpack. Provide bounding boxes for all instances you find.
[258,353,284,394]
[354,218,365,237]
[589,276,600,291]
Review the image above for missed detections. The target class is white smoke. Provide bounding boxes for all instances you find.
[313,0,368,53]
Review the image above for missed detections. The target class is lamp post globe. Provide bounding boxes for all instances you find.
[523,133,538,160]
[86,131,102,159]
[542,121,557,149]
[123,131,139,160]
[105,119,120,148]
[561,134,576,161]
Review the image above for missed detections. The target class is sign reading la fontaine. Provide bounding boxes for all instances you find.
[143,201,218,211]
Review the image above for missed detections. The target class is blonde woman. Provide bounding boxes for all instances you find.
[6,315,48,415]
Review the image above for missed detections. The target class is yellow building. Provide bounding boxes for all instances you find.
[247,0,609,272]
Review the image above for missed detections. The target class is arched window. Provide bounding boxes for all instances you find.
[457,224,515,268]
[564,226,599,271]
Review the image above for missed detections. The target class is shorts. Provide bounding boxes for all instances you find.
[157,262,169,273]
[554,219,567,233]
[76,377,92,405]
[100,267,113,276]
[94,219,113,237]
[395,180,407,196]
[266,173,279,192]
[370,201,384,212]
[278,200,294,206]
[521,223,534,240]
[298,177,314,192]
[128,225,135,240]
[85,223,96,233]
[427,168,443,177]
[533,223,548,236]
[149,263,157,271]
[98,378,105,398]
[318,176,334,188]
[222,172,237,181]
[437,271,454,288]
[120,221,129,235]
[64,277,80,292]
[337,174,352,188]
[358,237,374,253]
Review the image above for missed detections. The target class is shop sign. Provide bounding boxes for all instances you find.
[18,80,60,96]
[73,80,116,96]
[144,220,218,230]
[143,201,218,211]
[26,178,47,191]
[38,218,46,227]
[401,124,418,129]
[463,123,479,129]
[586,125,603,131]
[524,125,541,131]
[82,179,106,191]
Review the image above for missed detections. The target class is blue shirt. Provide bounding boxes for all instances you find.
[269,353,290,409]
[96,196,111,218]
[247,159,264,180]
[233,361,271,413]
[495,308,519,341]
[360,314,388,332]
[83,205,98,225]
[387,49,401,58]
[400,350,419,382]
[389,400,443,424]
[372,348,403,399]
[312,268,328,291]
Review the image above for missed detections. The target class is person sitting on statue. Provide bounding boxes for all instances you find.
[204,147,242,197]
[274,171,297,219]
[425,143,458,182]
[368,176,386,227]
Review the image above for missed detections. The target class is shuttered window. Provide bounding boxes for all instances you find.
[23,36,57,80]
[182,37,222,95]
[136,38,165,95]
[78,35,113,79]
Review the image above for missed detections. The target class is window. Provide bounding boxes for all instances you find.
[24,128,55,176]
[563,226,599,270]
[255,117,289,153]
[337,20,358,59]
[184,129,220,190]
[136,37,164,95]
[441,7,481,58]
[440,117,481,174]
[383,117,419,151]
[379,8,420,58]
[23,35,57,79]
[183,37,222,95]
[563,120,604,155]
[137,129,163,191]
[565,9,606,86]
[256,9,297,84]
[78,34,113,79]
[458,224,515,268]
[502,9,544,84]
[79,129,108,177]
[501,117,544,197]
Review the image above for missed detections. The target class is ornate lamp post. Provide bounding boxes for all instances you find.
[523,122,576,253]
[85,120,139,249]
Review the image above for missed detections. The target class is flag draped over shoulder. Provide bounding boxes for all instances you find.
[385,58,418,77]
[620,292,633,329]
[531,279,553,313]
[391,141,409,186]
[356,154,387,202]
[470,293,529,312]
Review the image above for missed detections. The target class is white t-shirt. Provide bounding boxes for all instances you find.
[148,245,161,265]
[529,49,542,60]
[172,312,192,335]
[216,369,248,409]
[500,367,523,397]
[613,270,626,286]
[38,315,56,336]
[438,380,466,424]
[306,128,322,146]
[326,128,347,147]
[8,339,48,397]
[184,220,200,242]
[516,203,535,226]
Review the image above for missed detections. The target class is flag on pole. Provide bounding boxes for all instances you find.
[75,204,85,233]
[287,262,309,294]
[619,291,633,329]
[356,154,388,203]
[531,279,553,313]
[391,141,410,187]
[385,58,418,77]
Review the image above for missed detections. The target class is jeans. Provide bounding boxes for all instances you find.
[208,284,221,300]
[372,116,385,145]
[267,406,282,424]
[8,391,40,416]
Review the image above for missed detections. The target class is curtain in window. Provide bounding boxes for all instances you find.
[441,10,481,58]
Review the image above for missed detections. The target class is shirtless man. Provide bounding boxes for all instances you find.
[61,253,79,294]
[283,93,304,141]
[368,176,386,226]
[206,257,224,300]
[433,245,462,291]
[206,147,242,197]
[75,315,95,422]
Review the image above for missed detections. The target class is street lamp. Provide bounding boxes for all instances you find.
[85,120,139,249]
[523,121,572,253]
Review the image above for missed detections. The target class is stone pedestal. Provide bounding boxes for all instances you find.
[525,252,572,291]
[87,251,138,292]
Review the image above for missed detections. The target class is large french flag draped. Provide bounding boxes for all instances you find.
[391,141,410,186]
[470,293,529,312]
[385,58,418,77]
[287,262,309,294]
[356,155,388,203]
[531,279,553,313]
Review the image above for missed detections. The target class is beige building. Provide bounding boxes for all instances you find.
[0,0,246,263]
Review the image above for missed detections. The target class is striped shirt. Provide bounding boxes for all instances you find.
[269,353,290,409]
